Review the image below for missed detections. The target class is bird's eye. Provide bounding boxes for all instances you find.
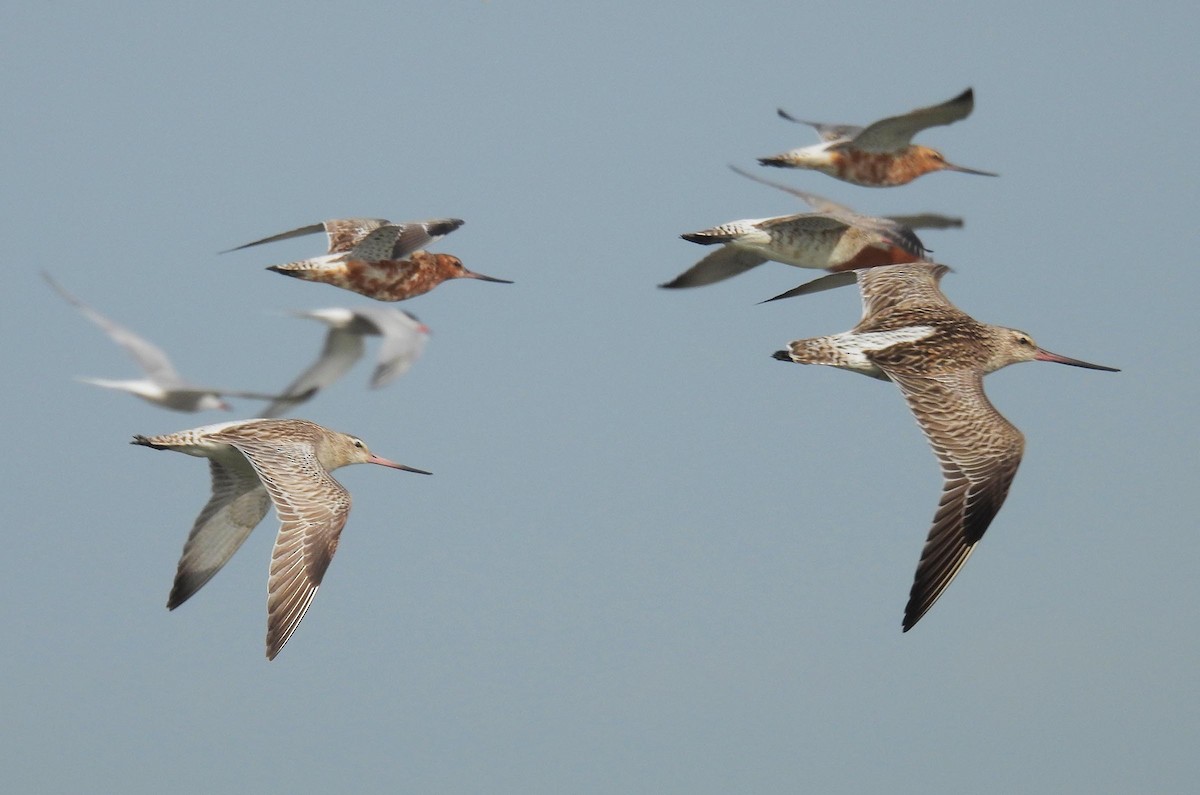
[1018,336,1033,347]
[353,439,365,449]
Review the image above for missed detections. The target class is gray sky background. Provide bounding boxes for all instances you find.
[3,2,1197,793]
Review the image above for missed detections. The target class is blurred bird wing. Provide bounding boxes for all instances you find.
[168,457,271,608]
[261,328,366,417]
[846,88,975,153]
[44,272,184,384]
[659,246,768,288]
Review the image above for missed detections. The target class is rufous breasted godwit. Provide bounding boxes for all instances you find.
[771,262,1118,630]
[225,216,512,301]
[44,273,287,412]
[268,249,512,302]
[262,306,430,418]
[758,88,997,187]
[133,418,431,659]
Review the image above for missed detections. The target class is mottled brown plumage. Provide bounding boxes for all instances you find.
[758,88,997,187]
[225,216,510,300]
[269,250,512,302]
[133,418,430,659]
[772,262,1118,630]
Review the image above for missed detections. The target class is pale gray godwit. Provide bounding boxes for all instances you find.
[133,418,431,659]
[662,211,927,289]
[44,272,287,412]
[262,306,430,418]
[758,88,997,187]
[661,174,930,289]
[771,262,1118,630]
[224,216,512,301]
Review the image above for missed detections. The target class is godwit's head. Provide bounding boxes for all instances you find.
[320,431,432,475]
[989,328,1120,374]
[430,253,513,285]
[910,146,998,179]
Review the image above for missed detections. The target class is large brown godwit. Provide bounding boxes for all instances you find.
[758,88,997,187]
[661,170,929,289]
[262,306,430,418]
[225,216,511,301]
[133,418,431,659]
[44,273,286,412]
[771,262,1118,630]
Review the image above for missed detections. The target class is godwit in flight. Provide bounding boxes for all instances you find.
[758,88,997,187]
[134,418,430,659]
[771,262,1118,629]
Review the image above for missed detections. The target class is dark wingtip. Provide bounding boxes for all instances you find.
[431,218,466,235]
[266,265,299,278]
[771,350,792,362]
[131,435,154,447]
[758,157,785,168]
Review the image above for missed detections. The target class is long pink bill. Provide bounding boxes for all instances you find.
[1034,348,1120,372]
[368,454,433,475]
[944,160,999,177]
[465,269,513,284]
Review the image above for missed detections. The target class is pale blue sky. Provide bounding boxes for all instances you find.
[3,2,1197,793]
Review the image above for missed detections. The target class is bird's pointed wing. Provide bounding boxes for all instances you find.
[881,369,1025,631]
[227,435,352,660]
[44,272,184,383]
[846,88,975,153]
[261,328,366,417]
[856,262,955,322]
[727,164,855,215]
[351,307,428,388]
[389,218,465,260]
[221,223,330,254]
[659,247,769,289]
[167,457,271,609]
[885,213,964,230]
[759,271,858,303]
[223,218,392,255]
[776,109,862,142]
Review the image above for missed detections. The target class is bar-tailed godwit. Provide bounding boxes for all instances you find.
[262,306,430,418]
[133,418,431,659]
[267,249,512,302]
[225,216,511,301]
[771,262,1118,630]
[44,273,285,412]
[661,210,926,289]
[758,88,997,187]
